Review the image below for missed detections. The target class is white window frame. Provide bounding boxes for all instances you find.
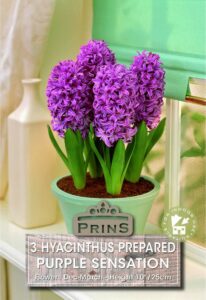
[165,99,206,265]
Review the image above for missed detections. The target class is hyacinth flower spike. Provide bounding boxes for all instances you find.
[90,64,138,195]
[126,51,166,183]
[77,39,116,179]
[46,60,93,189]
[46,40,116,188]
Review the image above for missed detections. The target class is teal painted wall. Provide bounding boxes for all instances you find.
[93,0,206,100]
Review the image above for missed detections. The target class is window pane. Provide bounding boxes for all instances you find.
[144,99,166,227]
[180,101,206,247]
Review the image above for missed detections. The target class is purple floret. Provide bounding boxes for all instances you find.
[131,51,165,129]
[77,40,116,81]
[46,60,93,138]
[93,64,138,147]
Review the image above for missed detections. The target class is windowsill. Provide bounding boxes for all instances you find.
[0,199,205,300]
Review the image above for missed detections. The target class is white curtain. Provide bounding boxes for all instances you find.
[0,0,56,198]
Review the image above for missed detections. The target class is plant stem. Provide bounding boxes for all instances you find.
[85,137,102,178]
[72,176,86,190]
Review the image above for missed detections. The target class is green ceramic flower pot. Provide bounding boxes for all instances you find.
[51,176,160,235]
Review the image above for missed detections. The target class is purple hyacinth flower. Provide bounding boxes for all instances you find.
[77,40,116,84]
[77,40,116,71]
[131,51,165,129]
[93,64,138,147]
[46,60,93,138]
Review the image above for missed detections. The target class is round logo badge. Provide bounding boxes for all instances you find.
[161,207,197,241]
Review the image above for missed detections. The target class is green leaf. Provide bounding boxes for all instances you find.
[64,129,86,189]
[47,125,69,169]
[89,132,111,191]
[84,148,91,174]
[194,128,205,151]
[144,118,166,159]
[76,130,84,151]
[122,135,137,182]
[93,138,103,177]
[125,136,135,163]
[191,112,206,123]
[84,137,101,178]
[126,121,148,183]
[90,124,94,135]
[105,147,111,170]
[110,140,125,194]
[154,168,165,182]
[181,147,205,158]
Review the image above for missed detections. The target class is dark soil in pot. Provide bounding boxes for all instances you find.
[57,175,154,198]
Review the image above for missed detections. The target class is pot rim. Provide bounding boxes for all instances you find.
[51,175,160,203]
